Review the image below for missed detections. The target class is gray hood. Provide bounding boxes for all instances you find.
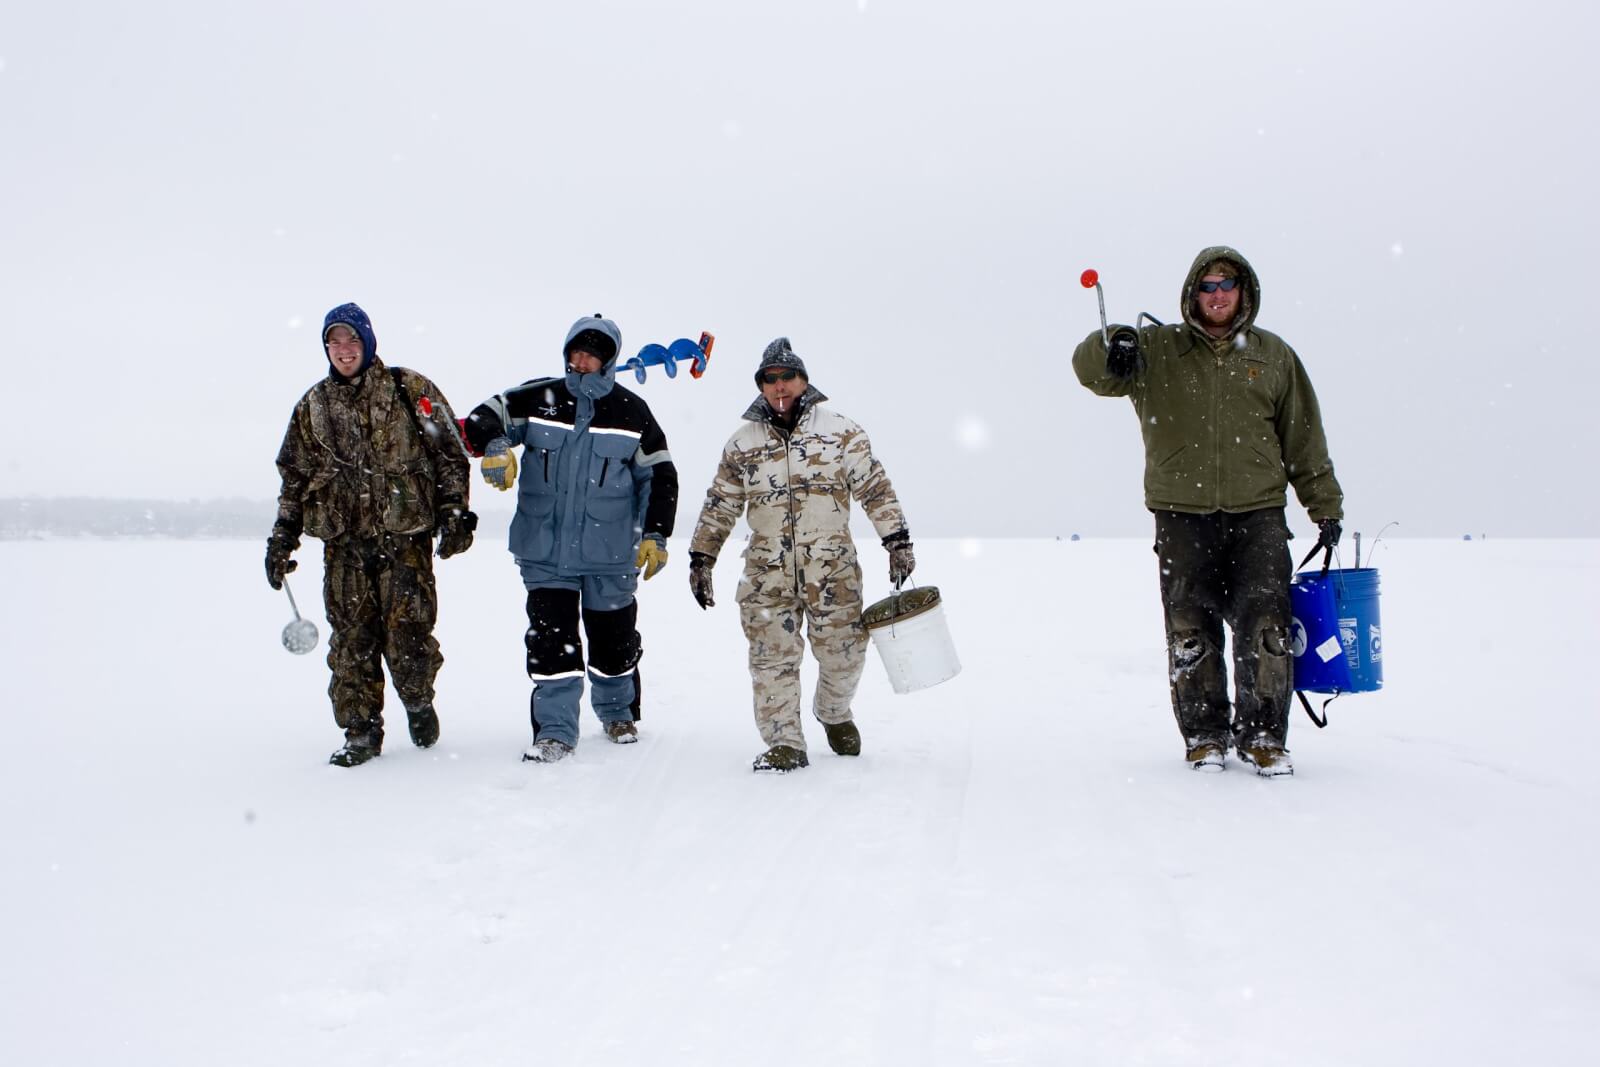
[562,314,623,400]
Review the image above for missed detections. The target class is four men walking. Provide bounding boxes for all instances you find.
[271,249,1345,777]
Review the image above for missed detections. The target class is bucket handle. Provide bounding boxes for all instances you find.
[1297,539,1336,578]
[886,577,920,636]
[1296,689,1340,728]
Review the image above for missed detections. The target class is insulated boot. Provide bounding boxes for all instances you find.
[330,730,381,768]
[752,745,809,774]
[603,720,639,744]
[407,704,440,749]
[1185,738,1227,773]
[1236,734,1294,777]
[824,720,861,756]
[522,738,574,763]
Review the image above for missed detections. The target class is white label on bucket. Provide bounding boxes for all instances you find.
[1315,635,1342,663]
[1339,617,1360,669]
[1369,625,1382,663]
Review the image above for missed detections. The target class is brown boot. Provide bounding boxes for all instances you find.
[1185,738,1227,773]
[603,720,639,744]
[1236,734,1294,777]
[823,720,861,756]
[752,745,809,773]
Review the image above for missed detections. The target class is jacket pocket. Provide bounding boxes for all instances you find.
[300,469,343,541]
[580,494,635,565]
[588,432,638,494]
[525,423,570,486]
[510,492,559,562]
[381,458,436,534]
[1155,444,1188,469]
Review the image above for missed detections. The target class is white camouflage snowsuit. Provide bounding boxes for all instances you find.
[690,387,907,750]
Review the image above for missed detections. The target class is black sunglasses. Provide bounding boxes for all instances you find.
[1197,278,1241,293]
[760,368,800,384]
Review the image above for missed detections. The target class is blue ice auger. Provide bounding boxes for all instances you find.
[618,332,715,384]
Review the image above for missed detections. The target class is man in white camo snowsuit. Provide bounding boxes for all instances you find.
[688,338,915,773]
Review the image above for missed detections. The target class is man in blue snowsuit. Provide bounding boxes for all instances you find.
[463,315,678,762]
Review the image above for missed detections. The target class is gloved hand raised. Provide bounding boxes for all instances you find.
[481,437,517,491]
[265,521,299,590]
[636,536,668,580]
[689,551,715,610]
[1107,327,1141,378]
[436,507,478,559]
[884,531,915,589]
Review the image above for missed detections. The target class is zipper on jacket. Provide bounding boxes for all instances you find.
[780,427,803,595]
[599,458,609,486]
[543,449,550,482]
[1211,351,1223,510]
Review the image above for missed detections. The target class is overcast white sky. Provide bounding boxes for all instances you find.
[2,0,1595,536]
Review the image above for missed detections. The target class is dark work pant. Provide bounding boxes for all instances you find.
[1152,508,1293,747]
[322,532,442,743]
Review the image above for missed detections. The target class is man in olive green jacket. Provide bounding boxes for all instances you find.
[1072,246,1344,777]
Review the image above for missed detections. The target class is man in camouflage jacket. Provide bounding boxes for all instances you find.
[1072,246,1344,777]
[462,314,678,763]
[266,302,476,767]
[688,338,915,773]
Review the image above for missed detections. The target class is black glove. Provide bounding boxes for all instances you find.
[436,507,478,559]
[689,551,715,610]
[883,531,915,589]
[265,522,299,590]
[1106,327,1140,378]
[1315,518,1343,551]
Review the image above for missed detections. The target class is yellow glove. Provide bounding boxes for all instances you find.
[480,438,517,491]
[635,537,668,580]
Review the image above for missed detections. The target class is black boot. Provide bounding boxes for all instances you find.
[407,704,440,748]
[330,729,381,767]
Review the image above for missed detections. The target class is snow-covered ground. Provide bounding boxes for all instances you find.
[4,536,1596,1066]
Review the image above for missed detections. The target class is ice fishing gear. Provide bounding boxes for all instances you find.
[1080,269,1166,348]
[280,576,319,655]
[617,332,715,384]
[1080,269,1110,348]
[1288,523,1393,727]
[862,584,961,695]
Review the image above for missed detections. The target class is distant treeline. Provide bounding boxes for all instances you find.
[0,498,275,539]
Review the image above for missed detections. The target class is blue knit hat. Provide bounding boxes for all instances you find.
[323,302,378,374]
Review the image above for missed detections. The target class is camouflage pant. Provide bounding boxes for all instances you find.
[322,532,443,743]
[737,546,866,750]
[1153,508,1292,747]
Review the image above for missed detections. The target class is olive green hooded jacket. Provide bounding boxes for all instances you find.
[1071,246,1343,522]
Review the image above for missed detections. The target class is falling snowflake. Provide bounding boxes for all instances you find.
[955,416,989,451]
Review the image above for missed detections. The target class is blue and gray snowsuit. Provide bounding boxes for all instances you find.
[463,315,678,747]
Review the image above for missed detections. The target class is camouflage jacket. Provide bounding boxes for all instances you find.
[1071,245,1344,522]
[274,358,472,543]
[690,387,907,581]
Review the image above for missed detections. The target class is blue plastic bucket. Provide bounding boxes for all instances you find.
[1289,567,1383,694]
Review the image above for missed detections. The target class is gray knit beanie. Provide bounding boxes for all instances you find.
[754,336,808,384]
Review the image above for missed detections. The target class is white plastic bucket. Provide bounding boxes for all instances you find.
[862,586,961,694]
